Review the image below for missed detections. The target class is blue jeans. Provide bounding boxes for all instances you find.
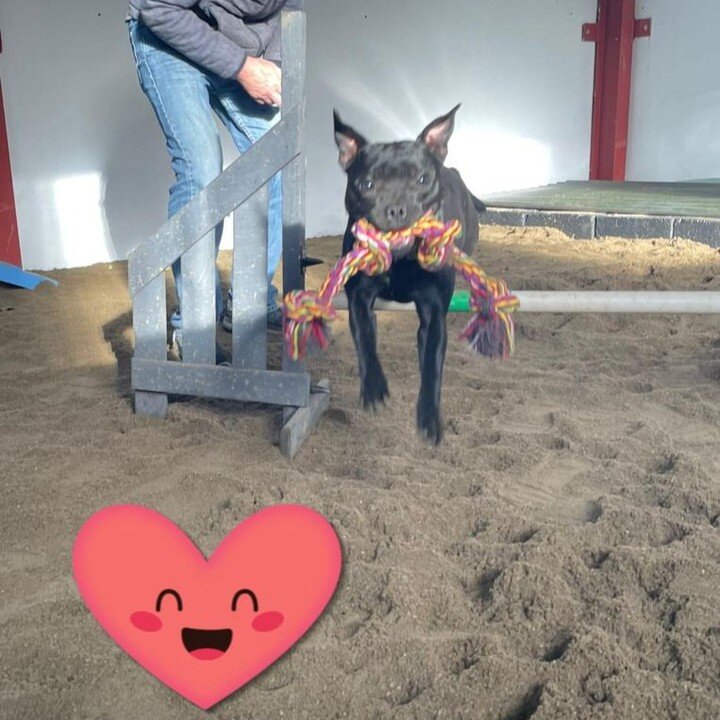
[128,18,282,330]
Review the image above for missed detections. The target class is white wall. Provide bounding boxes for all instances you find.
[627,0,720,181]
[305,0,597,235]
[3,0,598,271]
[1,2,173,270]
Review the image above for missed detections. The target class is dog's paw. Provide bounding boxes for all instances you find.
[417,407,443,445]
[360,372,390,412]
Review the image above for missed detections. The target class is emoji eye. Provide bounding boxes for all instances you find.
[231,588,259,613]
[418,172,430,185]
[155,588,183,612]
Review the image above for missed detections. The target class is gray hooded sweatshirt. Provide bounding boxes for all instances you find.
[128,0,304,80]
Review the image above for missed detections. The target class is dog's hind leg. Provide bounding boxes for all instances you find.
[414,281,451,444]
[346,273,389,411]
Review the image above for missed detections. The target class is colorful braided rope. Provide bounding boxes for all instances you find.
[283,212,520,361]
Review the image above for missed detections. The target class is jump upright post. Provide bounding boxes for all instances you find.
[128,10,328,458]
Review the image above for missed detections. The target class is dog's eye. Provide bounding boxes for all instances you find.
[358,177,374,191]
[418,173,430,185]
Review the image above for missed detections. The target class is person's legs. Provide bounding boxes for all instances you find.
[212,79,283,316]
[128,19,224,330]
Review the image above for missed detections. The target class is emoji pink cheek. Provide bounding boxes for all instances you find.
[130,611,163,632]
[252,611,284,632]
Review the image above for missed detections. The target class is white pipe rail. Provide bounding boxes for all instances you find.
[332,291,720,314]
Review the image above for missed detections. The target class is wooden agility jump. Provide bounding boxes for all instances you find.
[128,10,328,459]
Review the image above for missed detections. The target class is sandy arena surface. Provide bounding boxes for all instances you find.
[1,225,719,719]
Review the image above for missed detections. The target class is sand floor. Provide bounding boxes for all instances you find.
[1,225,719,719]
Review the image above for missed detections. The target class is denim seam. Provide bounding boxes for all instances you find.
[228,112,256,144]
[128,25,149,88]
[218,93,264,145]
[135,40,198,214]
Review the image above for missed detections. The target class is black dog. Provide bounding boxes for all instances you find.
[333,105,485,444]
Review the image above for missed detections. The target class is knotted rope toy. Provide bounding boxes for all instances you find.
[283,212,520,361]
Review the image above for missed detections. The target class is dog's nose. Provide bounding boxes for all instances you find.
[385,204,408,224]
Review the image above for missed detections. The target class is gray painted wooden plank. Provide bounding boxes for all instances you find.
[128,107,301,296]
[233,184,268,369]
[180,231,216,365]
[282,10,306,109]
[133,274,166,361]
[132,275,169,416]
[282,156,306,304]
[134,391,168,418]
[132,358,311,407]
[282,156,306,379]
[281,10,307,376]
[280,379,330,458]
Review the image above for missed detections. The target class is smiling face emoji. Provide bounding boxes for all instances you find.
[129,587,285,661]
[73,504,342,709]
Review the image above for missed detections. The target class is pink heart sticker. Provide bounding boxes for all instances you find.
[72,504,342,709]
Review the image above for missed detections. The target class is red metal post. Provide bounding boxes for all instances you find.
[584,0,651,181]
[0,45,22,265]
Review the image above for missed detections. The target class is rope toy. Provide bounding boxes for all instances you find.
[283,212,520,361]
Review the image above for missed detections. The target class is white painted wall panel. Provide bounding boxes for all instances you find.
[1,3,173,270]
[305,0,597,237]
[2,1,596,270]
[627,1,720,182]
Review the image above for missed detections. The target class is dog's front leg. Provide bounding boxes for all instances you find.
[346,274,389,411]
[415,287,449,444]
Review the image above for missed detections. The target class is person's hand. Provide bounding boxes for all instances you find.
[236,56,282,107]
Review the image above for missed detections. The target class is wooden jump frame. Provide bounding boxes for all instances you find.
[128,10,328,458]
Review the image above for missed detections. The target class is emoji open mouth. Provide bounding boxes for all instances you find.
[182,628,233,660]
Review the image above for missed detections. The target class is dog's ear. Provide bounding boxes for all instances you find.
[418,104,460,163]
[334,110,367,171]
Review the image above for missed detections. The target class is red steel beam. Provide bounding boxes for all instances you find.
[585,0,650,181]
[0,67,22,266]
